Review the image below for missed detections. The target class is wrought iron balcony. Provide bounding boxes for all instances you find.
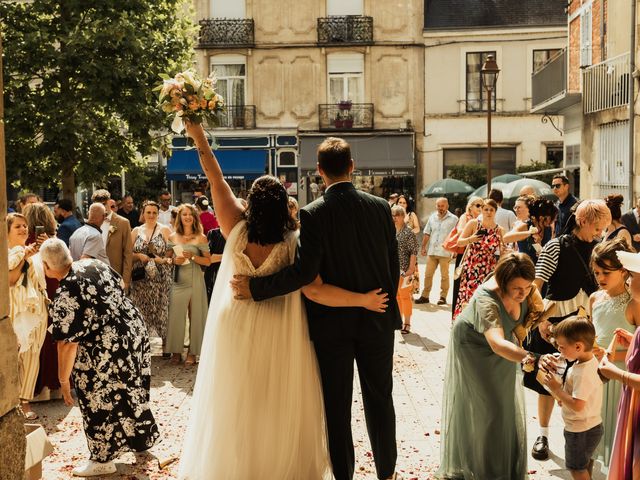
[215,105,256,129]
[317,16,373,45]
[583,52,631,114]
[319,103,374,131]
[198,19,254,48]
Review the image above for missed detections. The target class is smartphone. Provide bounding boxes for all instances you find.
[35,225,45,236]
[476,228,488,236]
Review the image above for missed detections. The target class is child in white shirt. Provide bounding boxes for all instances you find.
[542,316,603,480]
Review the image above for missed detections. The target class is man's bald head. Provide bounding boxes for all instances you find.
[88,203,106,226]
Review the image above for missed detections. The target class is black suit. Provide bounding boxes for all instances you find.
[621,209,640,251]
[250,182,401,480]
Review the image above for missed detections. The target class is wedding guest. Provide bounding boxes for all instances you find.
[288,196,300,229]
[588,239,640,469]
[621,196,640,251]
[117,194,141,229]
[54,198,82,246]
[489,188,517,232]
[166,204,211,365]
[453,199,504,319]
[69,203,110,265]
[448,196,483,314]
[503,197,557,265]
[541,317,603,480]
[528,199,610,461]
[438,253,535,479]
[158,191,176,227]
[92,189,133,288]
[7,213,48,420]
[204,227,225,302]
[16,192,39,213]
[392,205,418,334]
[41,238,159,477]
[416,197,457,306]
[553,174,579,236]
[22,202,61,404]
[130,201,173,345]
[598,249,640,479]
[194,195,218,234]
[604,194,633,248]
[395,195,420,234]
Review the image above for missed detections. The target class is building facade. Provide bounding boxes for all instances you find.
[422,0,566,212]
[532,0,637,206]
[167,0,425,206]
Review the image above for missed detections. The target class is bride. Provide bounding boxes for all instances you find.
[178,121,388,479]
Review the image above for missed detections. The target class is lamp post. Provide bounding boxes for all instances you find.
[481,55,500,193]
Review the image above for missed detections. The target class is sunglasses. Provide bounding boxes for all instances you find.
[474,203,483,208]
[551,184,563,189]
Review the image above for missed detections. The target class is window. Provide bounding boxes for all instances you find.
[533,49,562,73]
[327,53,364,104]
[210,0,245,18]
[443,148,516,179]
[580,7,592,67]
[210,57,246,106]
[327,0,363,15]
[466,51,497,112]
[545,144,564,168]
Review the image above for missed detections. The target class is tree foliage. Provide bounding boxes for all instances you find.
[0,0,196,199]
[447,165,486,189]
[516,161,556,186]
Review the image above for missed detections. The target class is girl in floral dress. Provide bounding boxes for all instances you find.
[453,198,504,320]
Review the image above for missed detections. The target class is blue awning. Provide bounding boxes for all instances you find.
[166,149,268,181]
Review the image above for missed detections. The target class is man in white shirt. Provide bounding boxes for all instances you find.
[416,197,458,305]
[489,188,516,232]
[158,191,176,227]
[69,203,110,265]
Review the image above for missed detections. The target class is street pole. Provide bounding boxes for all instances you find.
[487,87,492,194]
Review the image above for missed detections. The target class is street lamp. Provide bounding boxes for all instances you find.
[481,54,500,193]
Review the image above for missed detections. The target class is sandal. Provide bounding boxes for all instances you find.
[184,355,197,366]
[401,324,411,334]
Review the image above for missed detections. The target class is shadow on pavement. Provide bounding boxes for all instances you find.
[401,332,445,352]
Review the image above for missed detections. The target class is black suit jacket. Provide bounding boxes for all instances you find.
[250,182,401,341]
[621,210,640,250]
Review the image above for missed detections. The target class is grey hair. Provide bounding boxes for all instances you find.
[40,238,73,271]
[391,205,406,217]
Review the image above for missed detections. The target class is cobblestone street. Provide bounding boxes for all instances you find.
[37,263,606,479]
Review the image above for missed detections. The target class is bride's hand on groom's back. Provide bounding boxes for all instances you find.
[361,288,389,313]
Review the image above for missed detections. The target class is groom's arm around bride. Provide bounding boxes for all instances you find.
[233,137,402,480]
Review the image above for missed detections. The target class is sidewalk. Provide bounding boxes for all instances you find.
[37,263,606,479]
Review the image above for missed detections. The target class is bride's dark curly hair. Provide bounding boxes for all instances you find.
[244,175,297,245]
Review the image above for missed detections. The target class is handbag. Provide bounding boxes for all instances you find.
[131,224,158,282]
[453,221,481,280]
[443,224,465,255]
[131,266,146,281]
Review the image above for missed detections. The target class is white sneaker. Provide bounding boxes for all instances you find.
[72,460,117,477]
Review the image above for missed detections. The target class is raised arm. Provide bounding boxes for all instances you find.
[184,121,245,237]
[502,221,532,244]
[302,275,388,312]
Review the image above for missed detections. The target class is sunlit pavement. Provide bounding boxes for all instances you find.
[36,261,605,479]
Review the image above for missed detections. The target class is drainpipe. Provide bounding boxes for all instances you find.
[601,0,605,61]
[630,0,636,204]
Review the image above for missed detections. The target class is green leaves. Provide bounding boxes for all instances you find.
[0,0,196,195]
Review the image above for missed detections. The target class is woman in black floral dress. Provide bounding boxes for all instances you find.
[40,238,159,477]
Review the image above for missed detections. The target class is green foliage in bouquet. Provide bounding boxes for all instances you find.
[0,0,197,200]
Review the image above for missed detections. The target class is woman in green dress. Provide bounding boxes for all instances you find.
[166,204,211,365]
[438,253,535,480]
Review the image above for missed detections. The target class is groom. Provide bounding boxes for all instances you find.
[232,137,401,480]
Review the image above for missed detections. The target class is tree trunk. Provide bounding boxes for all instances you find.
[0,33,28,479]
[61,161,76,204]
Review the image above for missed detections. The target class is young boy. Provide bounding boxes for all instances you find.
[542,316,603,480]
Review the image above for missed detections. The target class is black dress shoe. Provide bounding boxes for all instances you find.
[531,435,549,460]
[437,297,447,305]
[414,296,429,304]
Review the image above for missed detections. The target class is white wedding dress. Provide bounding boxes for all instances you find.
[179,221,330,479]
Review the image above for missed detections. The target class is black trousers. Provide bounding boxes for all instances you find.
[312,323,397,480]
[450,253,463,316]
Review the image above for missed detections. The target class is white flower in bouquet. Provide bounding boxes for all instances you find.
[156,70,225,134]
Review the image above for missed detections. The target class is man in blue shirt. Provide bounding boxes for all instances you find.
[552,174,578,236]
[54,198,82,246]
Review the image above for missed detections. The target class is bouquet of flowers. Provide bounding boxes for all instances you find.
[157,70,225,134]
